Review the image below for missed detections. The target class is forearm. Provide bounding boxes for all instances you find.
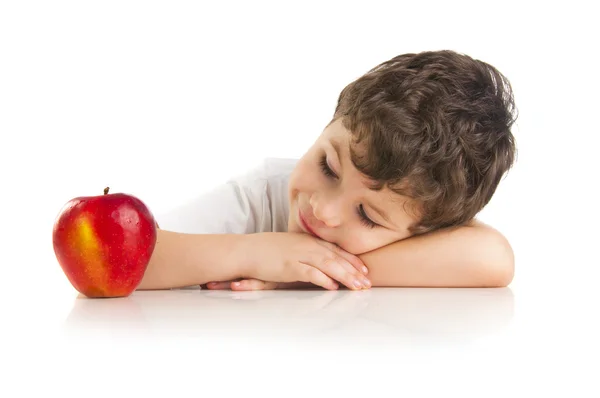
[359,222,514,288]
[137,229,248,290]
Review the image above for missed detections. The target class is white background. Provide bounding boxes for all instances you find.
[1,1,598,397]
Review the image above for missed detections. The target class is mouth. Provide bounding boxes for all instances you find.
[299,209,321,239]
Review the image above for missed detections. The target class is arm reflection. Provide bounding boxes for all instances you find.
[62,287,514,347]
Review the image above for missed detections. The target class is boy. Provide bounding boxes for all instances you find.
[138,49,518,292]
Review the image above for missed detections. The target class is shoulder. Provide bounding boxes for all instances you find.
[226,157,297,204]
[157,158,298,235]
[228,157,298,233]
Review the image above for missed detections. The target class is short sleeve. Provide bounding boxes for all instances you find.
[156,161,272,235]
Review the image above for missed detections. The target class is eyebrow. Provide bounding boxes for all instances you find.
[329,138,396,228]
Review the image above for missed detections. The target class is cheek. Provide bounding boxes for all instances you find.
[287,172,302,198]
[338,230,377,255]
[339,229,398,255]
[290,166,318,194]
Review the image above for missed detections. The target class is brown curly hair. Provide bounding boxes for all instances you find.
[332,50,518,235]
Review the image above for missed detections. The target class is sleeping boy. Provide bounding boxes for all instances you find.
[139,49,518,291]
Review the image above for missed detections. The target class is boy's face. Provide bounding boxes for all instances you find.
[287,118,420,255]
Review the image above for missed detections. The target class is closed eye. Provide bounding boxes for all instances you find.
[318,154,379,228]
[357,205,377,228]
[319,155,337,178]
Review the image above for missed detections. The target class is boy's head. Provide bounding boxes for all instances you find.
[287,50,518,254]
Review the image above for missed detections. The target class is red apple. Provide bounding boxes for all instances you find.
[52,187,157,298]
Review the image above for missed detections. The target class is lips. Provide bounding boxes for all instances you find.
[299,209,321,238]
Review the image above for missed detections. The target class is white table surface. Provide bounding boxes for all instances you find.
[4,255,599,397]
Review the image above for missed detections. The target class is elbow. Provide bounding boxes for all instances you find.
[488,259,514,288]
[480,229,515,287]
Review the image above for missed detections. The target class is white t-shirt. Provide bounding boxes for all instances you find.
[158,158,298,234]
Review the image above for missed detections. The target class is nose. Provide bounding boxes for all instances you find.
[309,192,342,227]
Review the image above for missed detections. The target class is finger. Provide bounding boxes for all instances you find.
[325,254,365,288]
[297,264,339,291]
[315,240,369,275]
[205,281,232,290]
[304,251,370,291]
[336,249,369,275]
[323,257,369,290]
[231,279,279,291]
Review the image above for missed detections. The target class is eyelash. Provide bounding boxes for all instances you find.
[318,155,378,228]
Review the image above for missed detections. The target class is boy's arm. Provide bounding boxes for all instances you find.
[359,219,514,288]
[137,229,249,290]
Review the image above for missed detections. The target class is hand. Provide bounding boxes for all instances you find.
[207,232,371,291]
[205,280,307,291]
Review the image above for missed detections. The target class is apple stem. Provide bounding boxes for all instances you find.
[104,187,110,195]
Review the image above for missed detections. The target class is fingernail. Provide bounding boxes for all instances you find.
[362,266,368,274]
[362,278,371,287]
[233,282,241,287]
[353,280,362,289]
